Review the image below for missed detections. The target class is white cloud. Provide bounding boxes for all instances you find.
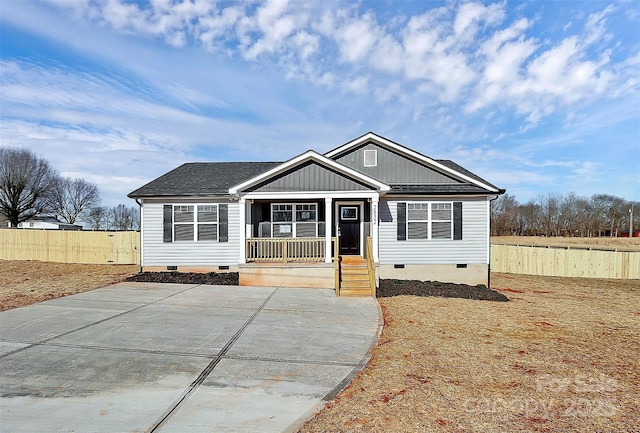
[402,7,476,102]
[453,2,504,39]
[332,12,380,63]
[2,1,639,203]
[242,0,303,59]
[342,76,370,94]
[292,31,319,59]
[31,1,633,125]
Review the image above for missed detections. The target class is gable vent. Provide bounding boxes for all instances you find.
[364,149,377,167]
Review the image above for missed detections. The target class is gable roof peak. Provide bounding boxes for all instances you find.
[325,132,500,193]
[229,148,390,194]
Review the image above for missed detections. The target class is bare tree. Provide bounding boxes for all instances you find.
[557,192,579,236]
[48,177,101,224]
[108,204,139,230]
[0,148,58,227]
[491,193,519,235]
[573,196,592,237]
[538,193,561,236]
[491,192,637,237]
[519,200,543,236]
[84,206,109,230]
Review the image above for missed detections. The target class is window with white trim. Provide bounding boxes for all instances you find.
[364,149,377,167]
[407,202,452,240]
[271,203,319,237]
[407,203,428,239]
[431,203,452,239]
[173,204,218,241]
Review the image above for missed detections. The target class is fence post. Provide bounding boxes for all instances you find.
[283,239,288,263]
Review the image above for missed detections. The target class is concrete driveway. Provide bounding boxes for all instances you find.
[0,283,381,432]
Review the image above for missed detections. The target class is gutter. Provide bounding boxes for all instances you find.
[134,198,143,273]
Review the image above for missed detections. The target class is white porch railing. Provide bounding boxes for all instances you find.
[246,237,326,263]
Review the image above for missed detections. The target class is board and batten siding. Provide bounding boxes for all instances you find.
[334,142,461,185]
[246,161,372,192]
[142,200,240,267]
[378,198,489,264]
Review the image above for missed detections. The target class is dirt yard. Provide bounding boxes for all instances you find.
[1,260,638,432]
[0,260,138,311]
[299,273,640,433]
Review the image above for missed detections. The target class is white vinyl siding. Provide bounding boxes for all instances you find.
[379,198,489,264]
[142,200,239,266]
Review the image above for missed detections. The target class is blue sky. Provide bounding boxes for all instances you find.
[1,0,639,206]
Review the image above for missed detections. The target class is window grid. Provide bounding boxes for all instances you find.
[406,202,453,240]
[173,204,219,242]
[271,203,319,238]
[431,203,452,239]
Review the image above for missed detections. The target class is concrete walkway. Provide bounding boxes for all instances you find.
[0,283,381,432]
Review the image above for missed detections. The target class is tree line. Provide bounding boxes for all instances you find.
[0,147,139,230]
[491,192,638,237]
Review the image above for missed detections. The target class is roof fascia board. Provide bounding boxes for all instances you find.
[135,195,233,202]
[382,194,495,200]
[325,132,499,193]
[241,191,381,200]
[229,150,390,194]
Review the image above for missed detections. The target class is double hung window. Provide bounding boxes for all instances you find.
[173,204,218,241]
[406,202,452,240]
[431,203,452,239]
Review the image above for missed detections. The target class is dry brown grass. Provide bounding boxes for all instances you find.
[493,235,640,251]
[299,273,640,433]
[0,260,138,311]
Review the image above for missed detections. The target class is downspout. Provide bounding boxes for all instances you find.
[488,194,500,289]
[135,198,143,273]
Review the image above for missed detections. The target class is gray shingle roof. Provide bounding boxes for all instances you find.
[128,162,281,198]
[435,160,501,192]
[128,156,502,198]
[387,184,495,195]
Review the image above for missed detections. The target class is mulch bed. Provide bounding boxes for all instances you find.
[378,279,510,302]
[125,271,239,285]
[124,272,508,301]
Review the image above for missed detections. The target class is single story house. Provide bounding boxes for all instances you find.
[128,132,504,296]
[14,216,83,230]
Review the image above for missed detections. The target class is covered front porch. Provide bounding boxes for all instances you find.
[238,193,379,264]
[237,194,379,296]
[226,150,389,295]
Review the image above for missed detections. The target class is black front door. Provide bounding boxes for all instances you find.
[338,205,360,255]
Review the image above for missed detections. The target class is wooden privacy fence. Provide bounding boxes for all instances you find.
[491,244,640,279]
[0,229,140,265]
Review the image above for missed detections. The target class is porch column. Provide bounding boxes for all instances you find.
[372,195,379,262]
[325,197,332,263]
[239,197,246,264]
